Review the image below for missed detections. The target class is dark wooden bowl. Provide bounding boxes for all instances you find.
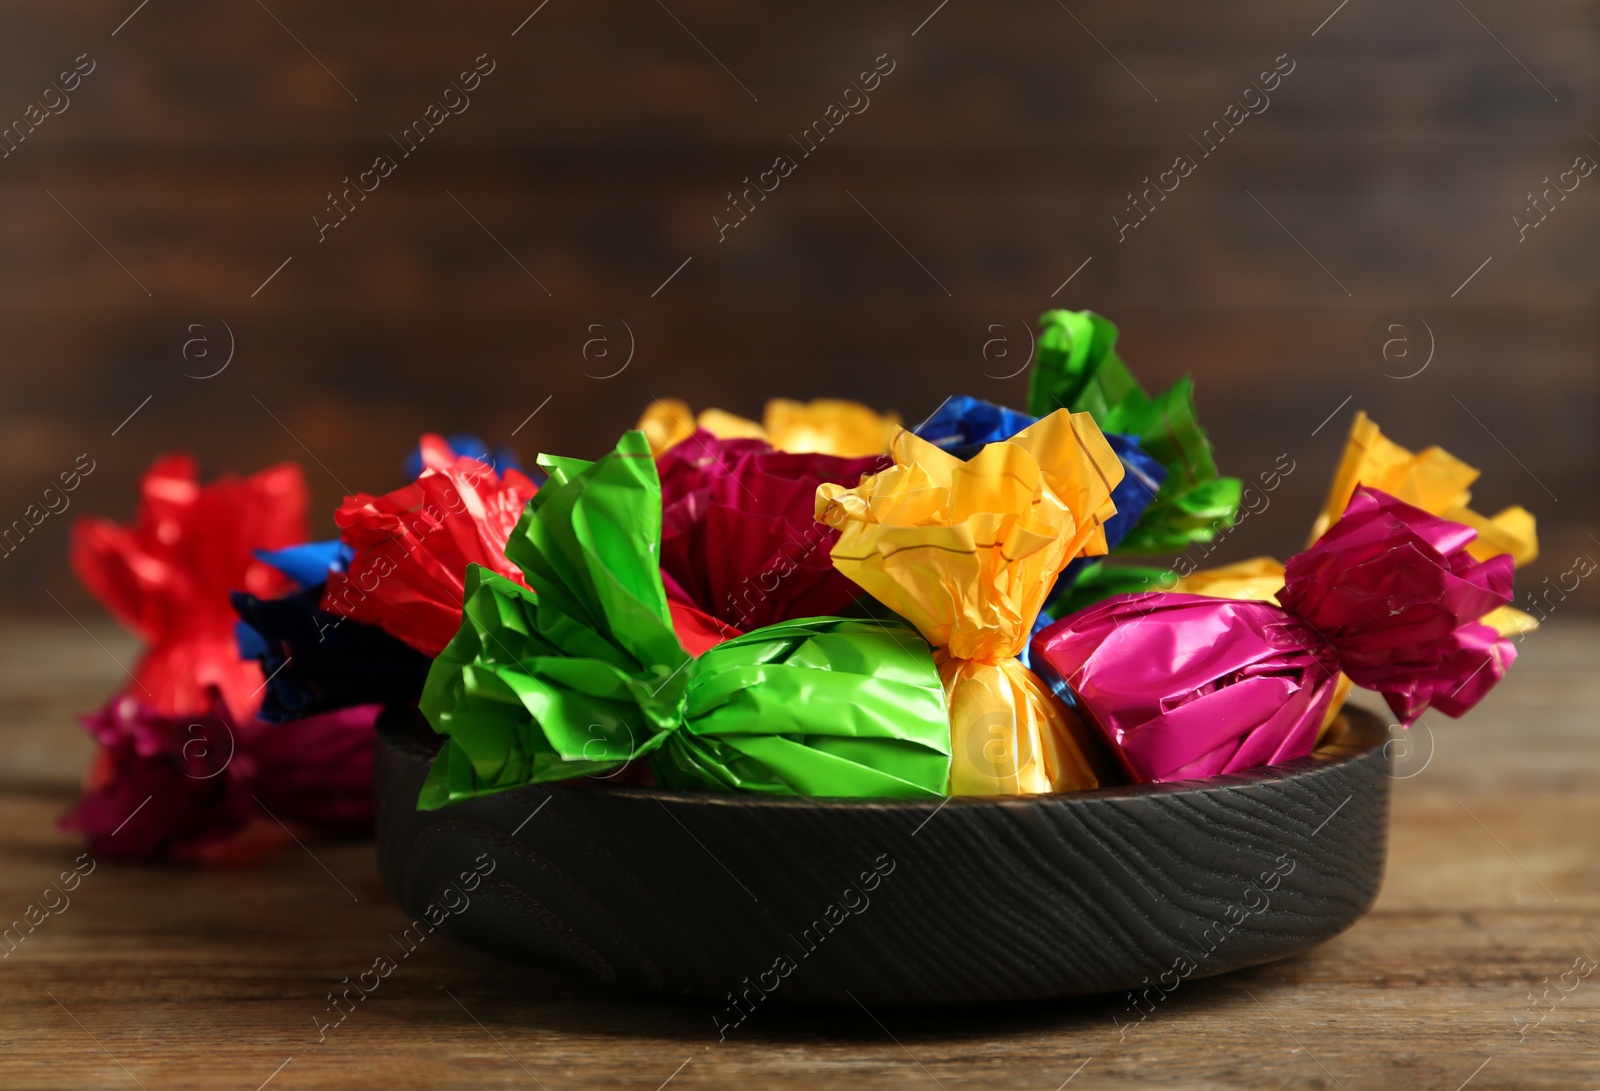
[374,707,1390,1005]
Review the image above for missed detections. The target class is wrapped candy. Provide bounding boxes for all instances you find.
[402,433,522,481]
[1060,408,1543,738]
[70,454,308,721]
[656,430,883,630]
[1311,410,1537,564]
[1137,556,1355,740]
[1310,411,1538,636]
[418,431,951,808]
[1130,410,1542,638]
[1167,556,1288,602]
[768,399,899,456]
[816,411,1123,795]
[62,694,253,858]
[1032,488,1516,784]
[248,705,380,835]
[638,397,698,454]
[912,395,1168,669]
[913,395,1167,615]
[1042,560,1175,617]
[1043,557,1305,621]
[912,395,1037,458]
[1028,309,1241,553]
[1051,556,1293,613]
[638,397,768,452]
[322,439,540,657]
[248,539,348,590]
[232,541,433,722]
[638,397,899,458]
[914,395,1165,557]
[61,692,378,859]
[323,432,735,665]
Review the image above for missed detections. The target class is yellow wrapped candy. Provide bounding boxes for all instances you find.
[1173,557,1286,603]
[1185,411,1541,635]
[767,399,900,457]
[816,410,1123,795]
[637,398,697,455]
[636,397,899,458]
[695,407,768,443]
[1310,410,1538,565]
[1308,410,1538,635]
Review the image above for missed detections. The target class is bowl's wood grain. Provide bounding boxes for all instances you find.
[374,708,1390,1005]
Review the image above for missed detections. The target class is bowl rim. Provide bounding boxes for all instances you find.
[379,705,1391,812]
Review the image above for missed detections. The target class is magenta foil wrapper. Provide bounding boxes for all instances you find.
[1032,487,1517,783]
[656,430,883,630]
[62,693,379,858]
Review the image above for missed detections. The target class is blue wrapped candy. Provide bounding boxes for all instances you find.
[232,541,431,723]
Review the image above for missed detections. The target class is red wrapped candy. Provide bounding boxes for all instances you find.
[70,454,308,721]
[1032,487,1516,783]
[657,430,883,630]
[322,439,539,657]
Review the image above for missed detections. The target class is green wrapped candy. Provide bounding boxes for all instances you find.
[1043,560,1177,619]
[1029,309,1241,554]
[417,430,951,809]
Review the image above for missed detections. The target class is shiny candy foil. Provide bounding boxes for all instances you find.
[1033,488,1516,784]
[817,411,1123,795]
[418,431,952,807]
[638,397,899,458]
[1312,410,1538,566]
[656,430,883,631]
[70,454,308,722]
[1172,409,1541,642]
[1028,309,1241,554]
[322,438,540,658]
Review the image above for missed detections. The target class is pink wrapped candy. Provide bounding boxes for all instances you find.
[1031,487,1516,783]
[62,691,379,859]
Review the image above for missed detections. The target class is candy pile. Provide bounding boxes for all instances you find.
[64,311,1536,859]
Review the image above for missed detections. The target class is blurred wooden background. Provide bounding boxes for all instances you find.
[2,0,1596,614]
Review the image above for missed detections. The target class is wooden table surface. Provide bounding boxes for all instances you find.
[2,618,1597,1090]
